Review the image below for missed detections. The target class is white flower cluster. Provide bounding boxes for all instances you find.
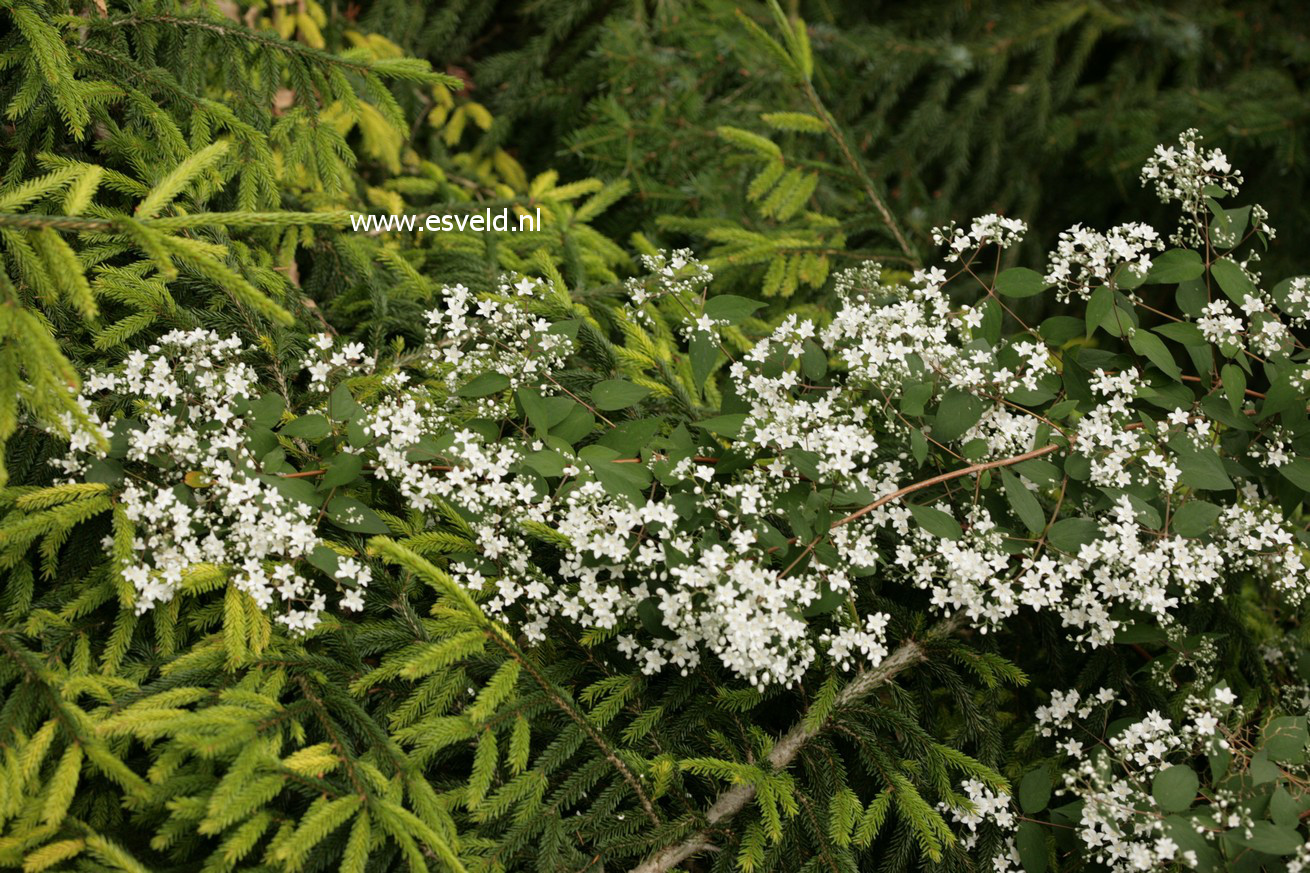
[53,129,1310,691]
[1285,277,1310,313]
[303,334,374,391]
[1044,222,1162,301]
[1252,425,1293,468]
[425,276,573,408]
[822,613,890,672]
[411,446,893,686]
[1197,299,1244,349]
[1291,842,1310,873]
[59,330,365,629]
[959,406,1040,461]
[1194,284,1299,358]
[1140,128,1244,245]
[735,316,881,483]
[729,259,1305,647]
[938,779,1015,851]
[309,276,577,511]
[301,266,894,686]
[820,263,1053,401]
[1032,686,1241,872]
[546,464,888,687]
[931,213,1028,257]
[625,248,713,308]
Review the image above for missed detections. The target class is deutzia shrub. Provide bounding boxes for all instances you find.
[15,126,1309,872]
[55,330,335,627]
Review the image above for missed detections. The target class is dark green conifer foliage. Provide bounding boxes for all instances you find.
[352,0,1310,279]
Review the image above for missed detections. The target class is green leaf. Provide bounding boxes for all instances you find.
[1129,330,1181,381]
[1114,623,1168,645]
[1250,750,1282,785]
[1235,822,1303,856]
[263,474,319,507]
[597,418,661,455]
[249,393,286,428]
[801,582,846,617]
[704,295,766,325]
[910,428,928,465]
[1085,286,1113,337]
[592,379,651,411]
[346,419,370,449]
[1001,470,1046,533]
[523,449,566,478]
[1168,436,1234,491]
[1171,500,1221,537]
[328,384,359,421]
[1271,786,1299,828]
[690,332,719,390]
[282,414,330,440]
[1264,716,1308,764]
[1210,257,1256,304]
[306,544,340,576]
[85,457,125,486]
[551,404,595,445]
[1162,814,1221,871]
[1015,820,1047,873]
[994,267,1047,299]
[1177,279,1208,317]
[1151,765,1198,813]
[1046,517,1099,553]
[326,496,391,534]
[908,504,962,541]
[459,372,511,397]
[517,387,550,436]
[1209,204,1250,248]
[1117,262,1146,291]
[1153,322,1207,347]
[933,390,983,442]
[319,452,364,490]
[637,597,676,639]
[1220,363,1246,413]
[1278,458,1310,492]
[694,414,747,437]
[1144,249,1204,284]
[579,445,652,504]
[1018,767,1051,814]
[800,339,827,381]
[1039,316,1084,346]
[900,381,933,417]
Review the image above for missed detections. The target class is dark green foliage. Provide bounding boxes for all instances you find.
[351,1,1310,280]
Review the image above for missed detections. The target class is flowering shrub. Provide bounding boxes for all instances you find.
[5,3,1310,872]
[10,117,1310,870]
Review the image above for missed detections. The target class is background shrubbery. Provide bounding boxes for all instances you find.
[4,2,1310,872]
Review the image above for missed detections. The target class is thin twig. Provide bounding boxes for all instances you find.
[800,80,916,264]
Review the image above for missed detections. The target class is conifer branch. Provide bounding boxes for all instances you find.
[0,214,119,232]
[97,14,371,76]
[799,79,916,264]
[629,615,963,873]
[484,630,663,827]
[93,13,458,87]
[0,211,351,232]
